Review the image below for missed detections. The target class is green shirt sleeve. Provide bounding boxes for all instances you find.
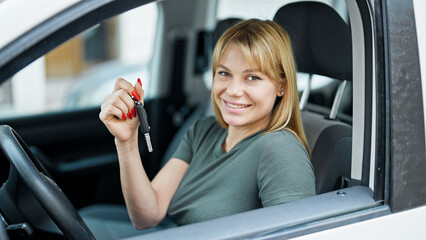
[257,130,316,207]
[171,123,195,164]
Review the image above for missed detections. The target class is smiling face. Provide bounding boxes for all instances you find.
[212,43,283,132]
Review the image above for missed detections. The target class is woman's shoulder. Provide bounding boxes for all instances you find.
[259,129,301,146]
[257,129,309,159]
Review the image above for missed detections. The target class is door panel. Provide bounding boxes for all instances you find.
[0,107,121,208]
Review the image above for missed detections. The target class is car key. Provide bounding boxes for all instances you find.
[131,96,153,152]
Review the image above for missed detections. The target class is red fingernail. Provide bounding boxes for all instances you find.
[138,78,142,87]
[132,90,140,101]
[127,112,132,119]
[132,107,136,117]
[122,114,127,120]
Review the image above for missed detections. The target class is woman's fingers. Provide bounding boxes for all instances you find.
[134,79,145,105]
[113,77,145,103]
[99,77,146,142]
[113,78,134,93]
[111,77,141,115]
[115,89,136,118]
[100,99,126,121]
[102,77,145,122]
[101,89,135,120]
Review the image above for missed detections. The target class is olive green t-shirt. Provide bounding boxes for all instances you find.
[168,116,315,225]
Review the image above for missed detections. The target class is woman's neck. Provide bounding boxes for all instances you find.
[223,121,268,152]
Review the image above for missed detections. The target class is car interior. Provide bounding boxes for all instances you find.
[0,0,382,239]
[274,1,353,194]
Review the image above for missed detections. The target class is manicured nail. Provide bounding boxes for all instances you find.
[127,112,132,119]
[132,90,140,101]
[137,78,142,87]
[132,107,136,117]
[122,114,127,120]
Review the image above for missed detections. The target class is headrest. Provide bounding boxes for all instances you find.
[273,2,352,81]
[212,18,243,49]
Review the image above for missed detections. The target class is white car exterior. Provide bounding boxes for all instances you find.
[0,0,425,239]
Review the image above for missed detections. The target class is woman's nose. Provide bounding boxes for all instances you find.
[226,78,244,97]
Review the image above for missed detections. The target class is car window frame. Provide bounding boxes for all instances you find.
[383,0,426,212]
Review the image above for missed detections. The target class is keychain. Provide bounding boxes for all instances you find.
[131,95,153,152]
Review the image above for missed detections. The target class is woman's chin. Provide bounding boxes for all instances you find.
[223,117,245,128]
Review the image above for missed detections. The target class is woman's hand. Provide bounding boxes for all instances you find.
[100,78,189,230]
[99,78,144,143]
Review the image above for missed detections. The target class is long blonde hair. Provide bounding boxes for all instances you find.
[211,19,311,157]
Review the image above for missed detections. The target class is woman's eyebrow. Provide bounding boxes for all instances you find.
[243,69,256,74]
[217,64,230,71]
[217,64,264,76]
[218,64,257,74]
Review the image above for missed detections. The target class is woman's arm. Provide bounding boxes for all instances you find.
[117,136,188,229]
[257,132,315,207]
[99,78,188,229]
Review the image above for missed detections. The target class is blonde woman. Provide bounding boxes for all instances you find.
[99,19,315,234]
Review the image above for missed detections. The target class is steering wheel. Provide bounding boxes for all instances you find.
[0,125,95,240]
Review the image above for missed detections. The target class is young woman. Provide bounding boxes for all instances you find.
[99,18,315,231]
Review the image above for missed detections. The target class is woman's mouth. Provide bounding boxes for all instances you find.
[226,102,250,108]
[223,100,252,112]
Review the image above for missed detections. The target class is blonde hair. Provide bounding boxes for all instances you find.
[211,19,311,157]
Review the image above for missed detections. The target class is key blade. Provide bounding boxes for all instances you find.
[144,133,153,152]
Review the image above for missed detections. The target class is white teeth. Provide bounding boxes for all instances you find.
[226,102,250,109]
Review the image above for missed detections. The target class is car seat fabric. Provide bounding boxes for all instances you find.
[273,1,353,194]
[301,112,352,193]
[273,1,352,81]
[211,18,243,48]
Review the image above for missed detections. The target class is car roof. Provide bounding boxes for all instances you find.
[0,0,81,50]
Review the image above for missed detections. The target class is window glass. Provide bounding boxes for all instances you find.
[0,2,158,117]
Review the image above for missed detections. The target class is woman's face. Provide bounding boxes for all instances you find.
[213,43,283,131]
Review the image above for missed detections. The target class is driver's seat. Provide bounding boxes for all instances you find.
[273,1,353,194]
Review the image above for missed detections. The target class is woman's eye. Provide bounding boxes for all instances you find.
[247,75,261,81]
[218,71,229,77]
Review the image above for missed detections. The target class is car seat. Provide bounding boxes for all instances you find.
[273,1,353,194]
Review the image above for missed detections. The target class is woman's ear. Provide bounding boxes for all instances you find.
[277,82,285,97]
